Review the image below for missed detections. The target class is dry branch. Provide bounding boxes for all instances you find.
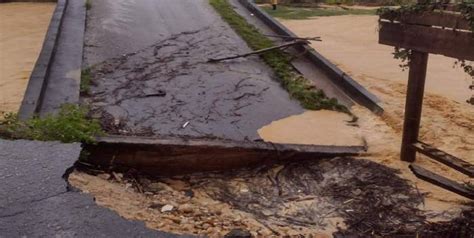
[208,40,309,62]
[263,34,322,42]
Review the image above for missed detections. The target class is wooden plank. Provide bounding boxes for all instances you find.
[379,21,474,61]
[400,51,428,162]
[83,135,365,176]
[412,141,474,177]
[380,11,471,30]
[409,164,474,200]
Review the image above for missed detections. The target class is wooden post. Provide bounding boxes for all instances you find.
[401,51,429,162]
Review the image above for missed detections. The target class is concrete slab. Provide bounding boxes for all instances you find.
[39,0,85,115]
[0,139,184,237]
[83,0,304,141]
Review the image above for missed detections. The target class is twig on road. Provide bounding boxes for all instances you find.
[263,34,322,42]
[208,40,309,62]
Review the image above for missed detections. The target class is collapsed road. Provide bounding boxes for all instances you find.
[15,0,462,235]
[0,139,183,237]
[83,0,307,140]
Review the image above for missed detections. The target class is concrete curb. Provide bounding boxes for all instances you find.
[238,0,383,114]
[83,135,365,176]
[18,0,68,119]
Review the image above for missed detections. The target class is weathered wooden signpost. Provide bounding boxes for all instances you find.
[378,1,474,198]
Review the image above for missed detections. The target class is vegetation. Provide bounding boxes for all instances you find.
[85,0,92,10]
[262,5,376,19]
[80,68,92,95]
[0,104,103,143]
[209,0,348,113]
[255,0,414,6]
[377,2,474,78]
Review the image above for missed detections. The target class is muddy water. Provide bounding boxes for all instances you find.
[258,110,363,146]
[267,15,473,218]
[0,3,55,115]
[280,15,472,104]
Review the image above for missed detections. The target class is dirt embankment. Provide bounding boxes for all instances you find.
[70,156,429,237]
[0,3,55,115]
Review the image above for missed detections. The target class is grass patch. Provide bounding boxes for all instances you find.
[262,5,377,19]
[80,68,92,95]
[85,0,92,10]
[0,104,103,143]
[209,0,348,112]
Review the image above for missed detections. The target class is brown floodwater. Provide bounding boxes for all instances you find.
[281,15,472,104]
[259,15,473,217]
[258,110,363,146]
[0,2,55,115]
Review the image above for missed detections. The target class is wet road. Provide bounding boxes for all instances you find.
[84,0,303,140]
[0,139,182,237]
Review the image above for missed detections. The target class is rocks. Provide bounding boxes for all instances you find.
[224,228,252,238]
[161,204,174,213]
[147,182,172,193]
[97,173,111,180]
[352,188,362,196]
[178,204,194,214]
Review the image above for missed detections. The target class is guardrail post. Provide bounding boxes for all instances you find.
[400,50,428,162]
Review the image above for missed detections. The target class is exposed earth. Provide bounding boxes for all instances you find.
[71,2,474,237]
[2,0,470,237]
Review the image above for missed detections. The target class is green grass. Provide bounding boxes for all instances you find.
[209,0,348,113]
[80,68,92,95]
[85,0,92,10]
[262,5,377,19]
[0,104,103,143]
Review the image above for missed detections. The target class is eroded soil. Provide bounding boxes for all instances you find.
[74,3,474,237]
[71,157,433,237]
[276,13,474,216]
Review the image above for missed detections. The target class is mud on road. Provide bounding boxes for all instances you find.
[83,0,303,140]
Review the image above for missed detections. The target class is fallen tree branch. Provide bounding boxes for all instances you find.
[208,40,309,62]
[263,34,322,42]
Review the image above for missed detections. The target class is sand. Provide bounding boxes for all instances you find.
[0,3,55,115]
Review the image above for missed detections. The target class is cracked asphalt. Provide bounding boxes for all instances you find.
[0,139,185,237]
[83,0,304,140]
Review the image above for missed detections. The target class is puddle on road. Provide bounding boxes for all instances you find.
[258,110,363,146]
[0,3,55,115]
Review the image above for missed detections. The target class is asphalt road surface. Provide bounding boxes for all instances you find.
[0,139,184,237]
[83,0,304,140]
